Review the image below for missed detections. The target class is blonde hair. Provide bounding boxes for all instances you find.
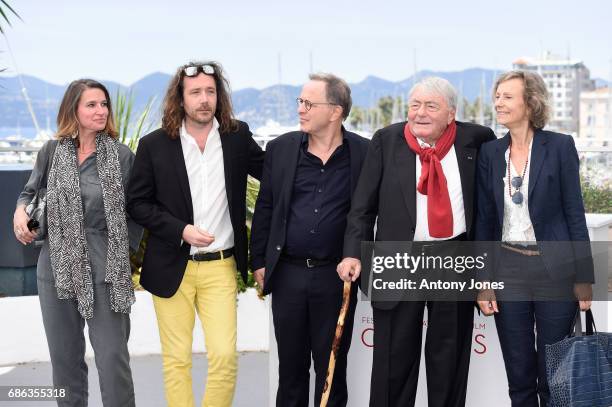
[493,70,550,130]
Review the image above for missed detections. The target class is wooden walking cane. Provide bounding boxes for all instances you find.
[320,280,352,407]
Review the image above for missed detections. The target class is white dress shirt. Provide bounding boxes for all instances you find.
[502,140,536,244]
[180,119,234,254]
[414,138,466,241]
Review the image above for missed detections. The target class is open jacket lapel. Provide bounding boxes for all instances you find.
[493,134,510,226]
[527,130,548,207]
[279,133,302,215]
[220,130,234,217]
[346,133,360,194]
[171,136,194,218]
[453,128,477,236]
[394,129,417,228]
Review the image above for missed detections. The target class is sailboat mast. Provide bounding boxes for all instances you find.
[3,32,41,134]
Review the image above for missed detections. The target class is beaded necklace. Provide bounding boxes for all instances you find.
[508,139,529,204]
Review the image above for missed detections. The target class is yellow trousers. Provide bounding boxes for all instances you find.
[153,257,238,407]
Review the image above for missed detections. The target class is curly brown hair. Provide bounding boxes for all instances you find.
[162,61,238,138]
[56,79,118,142]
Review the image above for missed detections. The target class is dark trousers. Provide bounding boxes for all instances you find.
[495,301,577,407]
[271,259,358,407]
[38,279,135,407]
[494,249,577,407]
[370,300,474,407]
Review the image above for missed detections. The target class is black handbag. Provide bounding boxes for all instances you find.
[25,141,57,245]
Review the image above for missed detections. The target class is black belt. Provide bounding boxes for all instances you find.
[190,248,234,262]
[280,254,339,269]
[413,232,467,254]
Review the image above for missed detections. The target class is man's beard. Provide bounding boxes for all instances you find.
[186,108,215,126]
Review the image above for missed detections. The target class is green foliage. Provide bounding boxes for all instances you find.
[236,264,258,294]
[376,96,394,126]
[348,106,365,128]
[246,176,260,223]
[348,96,407,129]
[0,0,21,34]
[582,183,612,214]
[114,90,156,288]
[580,170,611,214]
[0,1,21,75]
[239,177,262,296]
[461,97,493,124]
[130,229,148,290]
[114,90,155,152]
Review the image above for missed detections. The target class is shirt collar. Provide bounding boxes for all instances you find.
[301,125,349,146]
[180,117,220,145]
[416,137,433,148]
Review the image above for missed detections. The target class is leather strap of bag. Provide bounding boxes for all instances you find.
[36,140,58,193]
[570,308,596,337]
[585,309,596,335]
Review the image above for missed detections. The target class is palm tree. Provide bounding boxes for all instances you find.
[0,0,20,74]
[114,90,155,151]
[0,0,20,33]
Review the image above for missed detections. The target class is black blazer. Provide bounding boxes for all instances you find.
[127,121,264,298]
[475,129,594,283]
[343,121,496,309]
[250,129,370,295]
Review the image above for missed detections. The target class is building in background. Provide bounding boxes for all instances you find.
[579,87,612,147]
[513,52,595,134]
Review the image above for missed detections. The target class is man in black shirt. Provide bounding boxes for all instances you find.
[250,73,369,407]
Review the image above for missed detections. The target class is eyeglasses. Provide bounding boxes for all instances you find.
[408,102,441,113]
[296,97,338,111]
[183,64,215,77]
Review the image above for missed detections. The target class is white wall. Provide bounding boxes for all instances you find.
[0,288,269,366]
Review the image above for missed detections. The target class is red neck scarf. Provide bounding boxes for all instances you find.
[404,120,457,238]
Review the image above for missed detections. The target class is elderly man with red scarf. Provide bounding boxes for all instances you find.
[338,77,496,407]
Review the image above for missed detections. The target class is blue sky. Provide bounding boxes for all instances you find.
[1,0,611,90]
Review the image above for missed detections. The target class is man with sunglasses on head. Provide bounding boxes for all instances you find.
[128,61,264,407]
[250,73,369,406]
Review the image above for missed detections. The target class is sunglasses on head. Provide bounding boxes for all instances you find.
[183,64,215,77]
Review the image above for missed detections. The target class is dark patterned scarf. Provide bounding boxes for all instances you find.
[47,133,135,319]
